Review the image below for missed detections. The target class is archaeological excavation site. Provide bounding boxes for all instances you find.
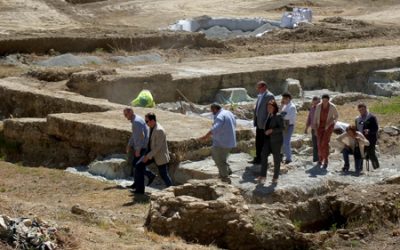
[1,1,400,249]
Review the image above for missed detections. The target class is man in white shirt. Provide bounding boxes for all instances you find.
[280,93,297,164]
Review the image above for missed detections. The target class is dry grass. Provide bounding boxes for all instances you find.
[0,65,26,78]
[0,161,214,250]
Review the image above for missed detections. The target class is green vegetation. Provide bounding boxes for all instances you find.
[253,216,273,233]
[370,96,400,115]
[329,223,337,232]
[292,219,302,232]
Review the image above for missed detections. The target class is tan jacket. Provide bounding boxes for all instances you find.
[313,102,339,130]
[336,131,370,158]
[146,123,170,165]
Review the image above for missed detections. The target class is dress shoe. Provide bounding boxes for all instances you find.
[127,183,136,189]
[221,177,232,184]
[248,158,260,164]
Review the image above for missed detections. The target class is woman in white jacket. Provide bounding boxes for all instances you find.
[336,125,370,174]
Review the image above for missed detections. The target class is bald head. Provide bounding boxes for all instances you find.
[257,81,267,94]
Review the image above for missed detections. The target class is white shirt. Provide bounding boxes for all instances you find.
[281,101,297,125]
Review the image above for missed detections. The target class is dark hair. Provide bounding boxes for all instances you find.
[267,100,279,114]
[357,102,367,109]
[145,112,157,122]
[257,81,267,88]
[123,107,133,113]
[312,96,321,102]
[321,94,330,100]
[282,92,292,99]
[211,103,222,111]
[346,124,357,133]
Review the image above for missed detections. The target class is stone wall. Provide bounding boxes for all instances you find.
[0,78,124,118]
[2,110,253,168]
[0,33,224,55]
[66,46,400,104]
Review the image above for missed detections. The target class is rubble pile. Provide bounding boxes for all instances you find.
[0,215,60,250]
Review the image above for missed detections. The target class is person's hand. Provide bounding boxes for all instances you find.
[364,129,369,135]
[143,155,149,163]
[265,129,273,135]
[134,151,140,158]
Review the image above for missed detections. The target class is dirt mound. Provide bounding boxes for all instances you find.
[269,18,397,42]
[273,0,320,12]
[27,68,81,82]
[66,0,106,4]
[321,16,369,27]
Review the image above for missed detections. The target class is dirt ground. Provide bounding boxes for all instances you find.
[1,0,400,63]
[0,161,217,250]
[1,1,400,249]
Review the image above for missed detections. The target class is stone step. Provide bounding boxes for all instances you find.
[176,153,400,204]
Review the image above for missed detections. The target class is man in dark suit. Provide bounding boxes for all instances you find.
[250,81,275,164]
[355,103,380,169]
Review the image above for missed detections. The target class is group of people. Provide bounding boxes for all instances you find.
[124,80,381,191]
[247,81,380,183]
[123,108,173,194]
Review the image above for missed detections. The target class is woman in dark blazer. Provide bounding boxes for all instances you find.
[256,100,284,184]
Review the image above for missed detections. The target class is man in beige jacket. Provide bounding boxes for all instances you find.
[143,112,173,187]
[336,125,370,175]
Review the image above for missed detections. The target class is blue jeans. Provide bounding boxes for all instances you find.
[342,147,363,171]
[157,163,173,187]
[283,124,294,162]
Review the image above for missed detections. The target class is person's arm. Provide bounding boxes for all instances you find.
[368,116,379,135]
[312,106,319,130]
[305,109,312,133]
[132,120,146,153]
[332,104,339,124]
[201,116,223,140]
[336,133,347,148]
[356,132,370,146]
[271,116,284,135]
[287,105,296,124]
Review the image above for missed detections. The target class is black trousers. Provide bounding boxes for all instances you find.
[132,149,156,193]
[260,137,282,179]
[255,128,265,161]
[365,144,380,169]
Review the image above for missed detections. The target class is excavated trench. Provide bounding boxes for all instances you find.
[0,33,224,55]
